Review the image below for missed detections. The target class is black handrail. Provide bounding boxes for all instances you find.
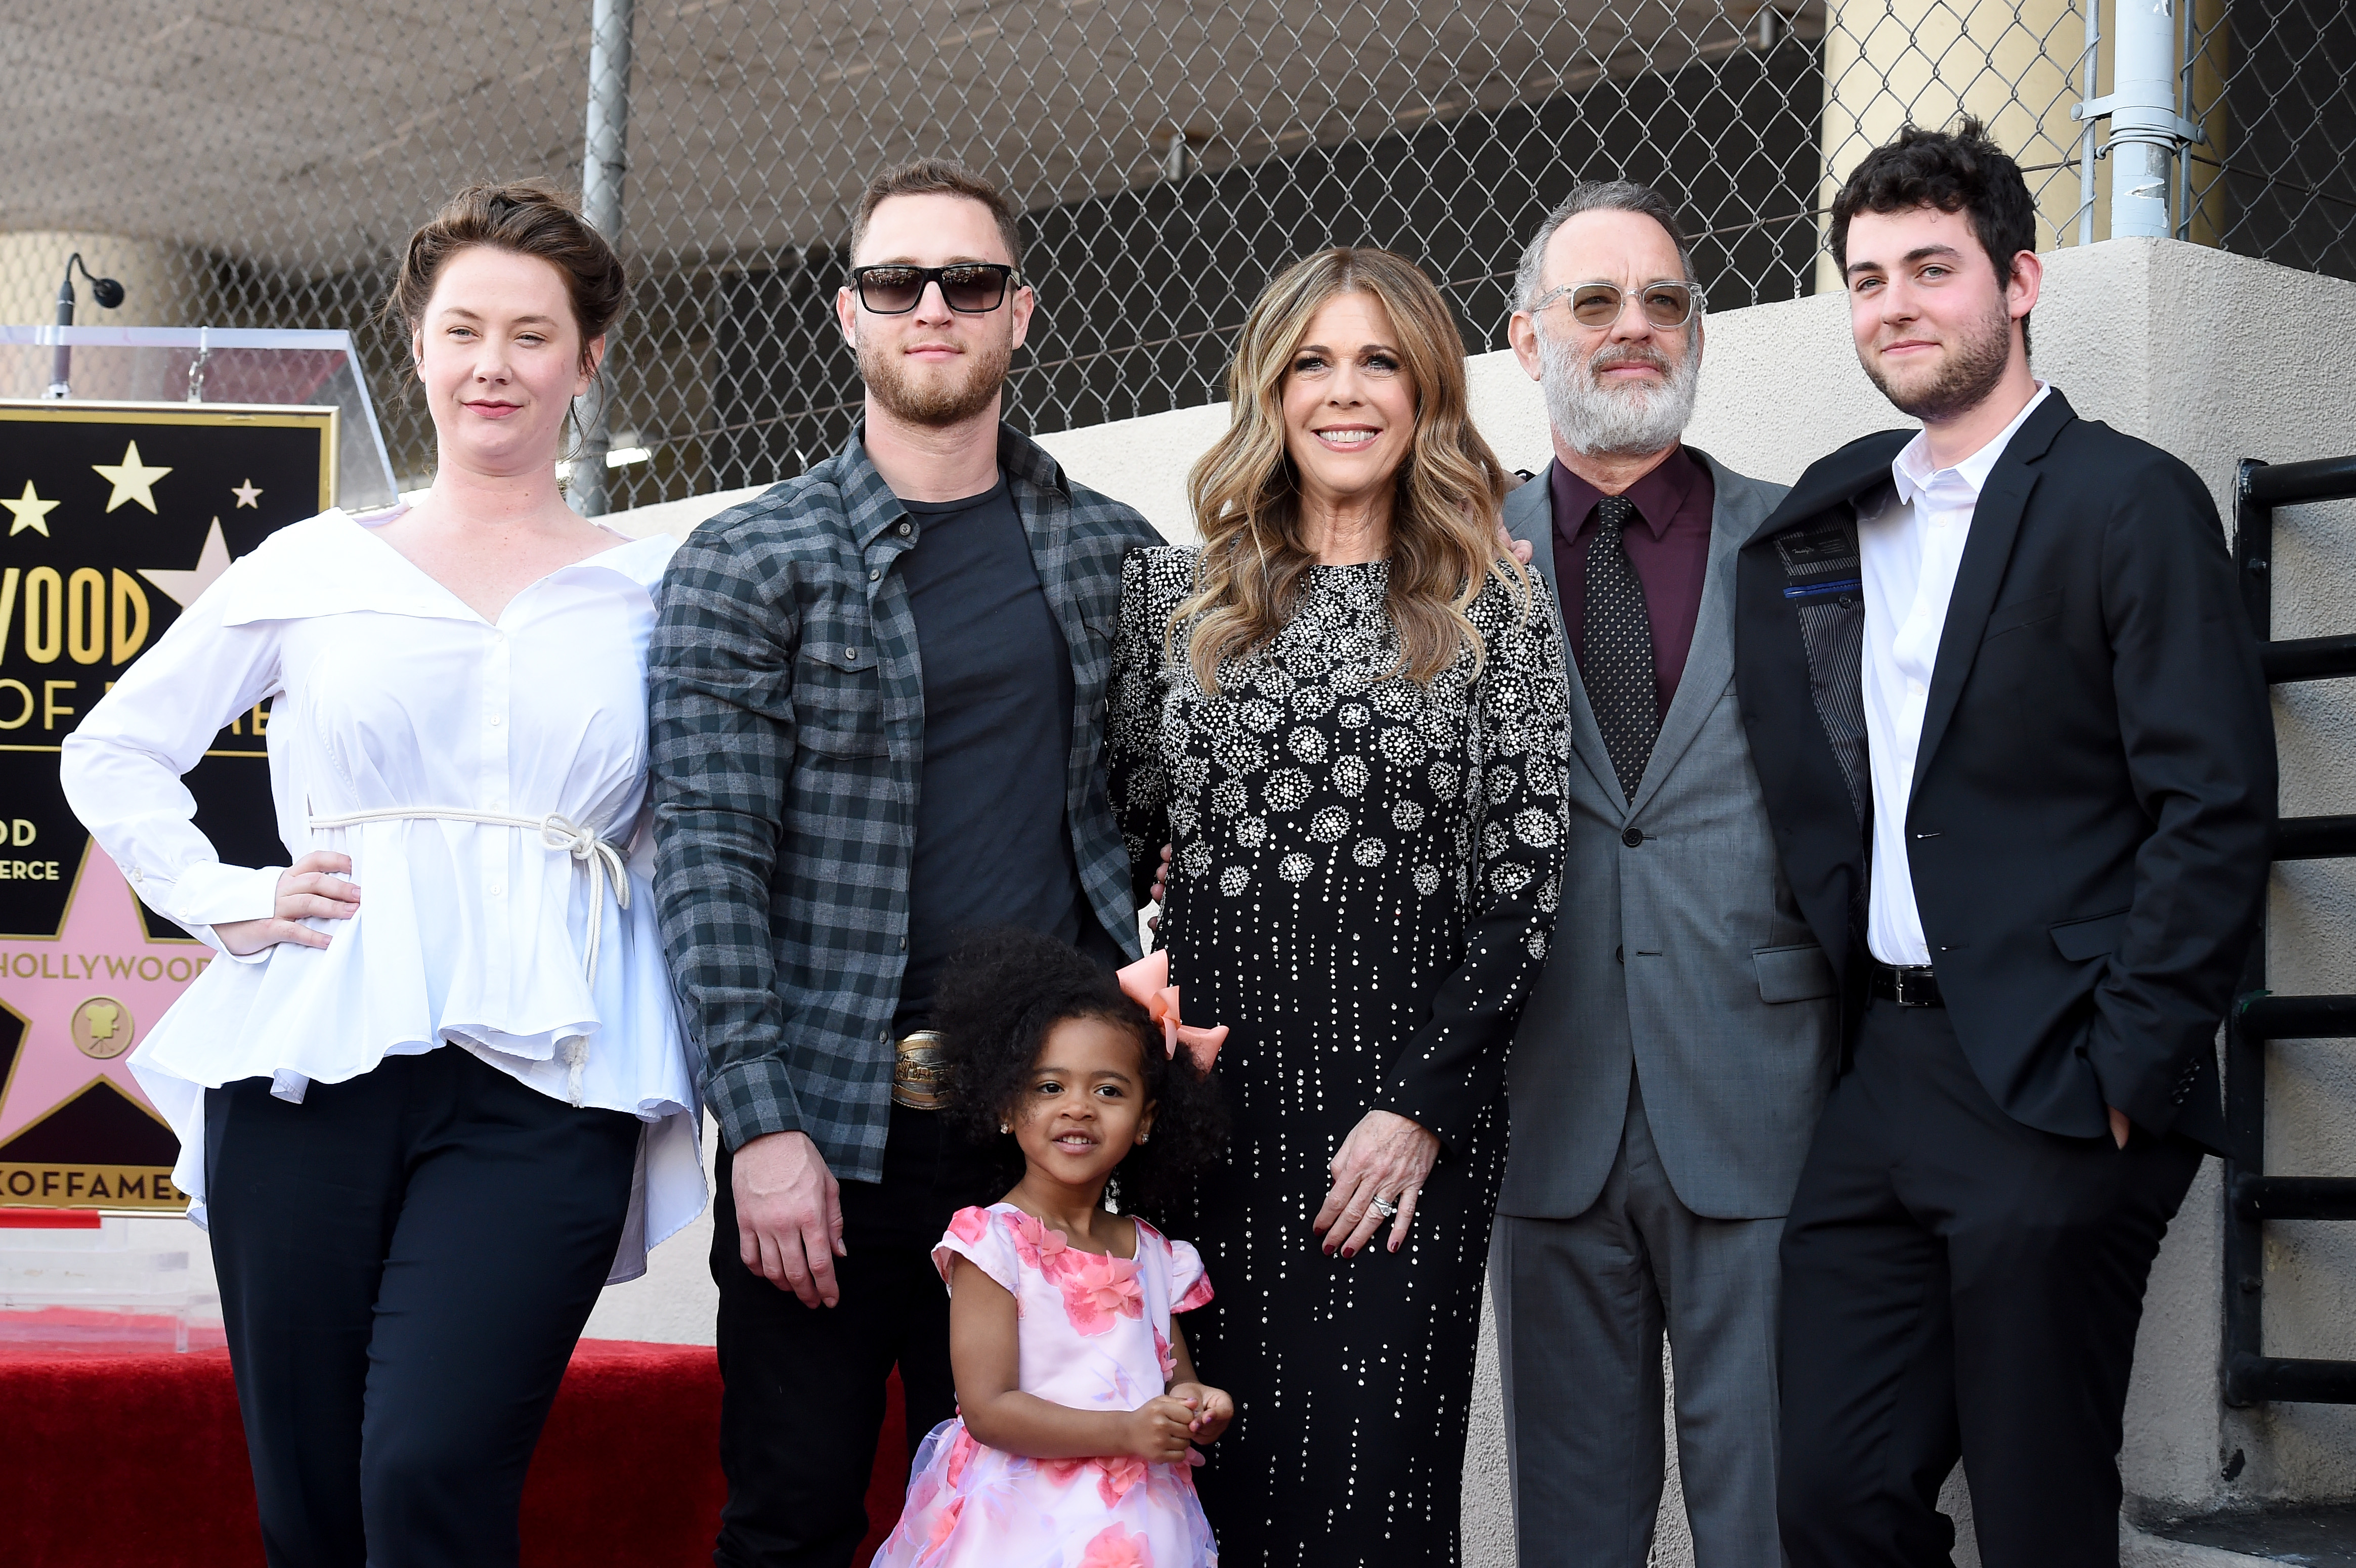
[2247,454,2356,507]
[2224,453,2356,1408]
[2261,635,2356,683]
[2231,1174,2356,1223]
[2226,1354,2356,1405]
[2240,993,2356,1040]
[2275,815,2356,860]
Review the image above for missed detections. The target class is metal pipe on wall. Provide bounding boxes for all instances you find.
[573,0,634,517]
[2078,0,2102,246]
[2074,0,2206,239]
[2109,0,2180,236]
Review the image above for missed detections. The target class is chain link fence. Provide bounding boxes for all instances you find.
[3,0,2350,512]
[2182,0,2356,266]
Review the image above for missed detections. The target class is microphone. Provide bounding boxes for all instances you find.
[45,252,126,400]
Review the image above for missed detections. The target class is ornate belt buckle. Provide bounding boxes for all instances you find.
[891,1029,952,1110]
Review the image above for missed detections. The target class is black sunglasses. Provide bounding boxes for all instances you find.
[849,263,1017,315]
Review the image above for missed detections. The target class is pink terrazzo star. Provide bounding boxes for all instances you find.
[0,844,213,1148]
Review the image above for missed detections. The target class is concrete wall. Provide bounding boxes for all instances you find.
[93,236,2346,1564]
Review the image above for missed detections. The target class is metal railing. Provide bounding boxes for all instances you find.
[2223,451,2356,1408]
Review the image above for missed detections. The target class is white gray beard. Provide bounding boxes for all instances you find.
[1537,325,1700,459]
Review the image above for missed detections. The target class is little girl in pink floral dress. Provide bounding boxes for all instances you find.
[873,931,1233,1568]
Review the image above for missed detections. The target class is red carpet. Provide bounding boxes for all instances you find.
[0,1324,909,1567]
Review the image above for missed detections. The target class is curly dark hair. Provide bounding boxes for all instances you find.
[1828,117,2038,352]
[932,928,1227,1221]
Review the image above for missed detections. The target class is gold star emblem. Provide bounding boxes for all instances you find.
[139,516,237,607]
[92,441,173,514]
[2,481,61,537]
[230,478,261,509]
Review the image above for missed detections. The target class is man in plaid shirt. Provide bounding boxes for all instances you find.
[650,160,1160,1566]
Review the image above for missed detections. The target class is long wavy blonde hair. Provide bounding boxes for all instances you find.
[1173,247,1520,692]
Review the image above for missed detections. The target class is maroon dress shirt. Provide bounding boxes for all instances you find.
[1550,446,1716,719]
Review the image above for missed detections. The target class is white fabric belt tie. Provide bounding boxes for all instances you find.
[306,807,628,1105]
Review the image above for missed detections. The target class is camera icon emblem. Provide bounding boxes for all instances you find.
[70,996,136,1061]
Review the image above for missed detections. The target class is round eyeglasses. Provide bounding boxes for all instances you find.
[1532,279,1699,330]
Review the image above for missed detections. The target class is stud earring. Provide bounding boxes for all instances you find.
[999,1121,1011,1135]
[1137,1132,1150,1145]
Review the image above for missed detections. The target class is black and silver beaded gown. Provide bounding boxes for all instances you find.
[1107,547,1570,1566]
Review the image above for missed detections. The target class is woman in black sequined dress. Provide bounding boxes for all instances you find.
[1107,248,1570,1566]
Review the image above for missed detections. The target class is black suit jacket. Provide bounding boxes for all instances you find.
[1733,391,2274,1154]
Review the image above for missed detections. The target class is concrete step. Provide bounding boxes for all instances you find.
[2128,1504,2356,1565]
[2128,1526,2283,1566]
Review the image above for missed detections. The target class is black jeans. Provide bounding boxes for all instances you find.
[711,1103,1004,1568]
[1777,1000,2204,1567]
[204,1047,642,1568]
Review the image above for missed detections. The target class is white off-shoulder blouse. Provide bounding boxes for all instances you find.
[59,507,704,1282]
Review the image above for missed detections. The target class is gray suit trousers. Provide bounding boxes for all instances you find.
[1491,1080,1784,1568]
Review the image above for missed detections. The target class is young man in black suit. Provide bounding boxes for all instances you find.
[1734,121,2276,1566]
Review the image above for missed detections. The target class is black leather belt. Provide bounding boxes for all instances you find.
[1868,960,1945,1008]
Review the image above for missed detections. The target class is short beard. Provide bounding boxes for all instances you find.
[1862,296,2014,424]
[1537,325,1700,459]
[857,328,1012,426]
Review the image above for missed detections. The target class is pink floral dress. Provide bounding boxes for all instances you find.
[873,1202,1220,1568]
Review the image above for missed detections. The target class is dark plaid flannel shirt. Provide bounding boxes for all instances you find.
[649,424,1161,1180]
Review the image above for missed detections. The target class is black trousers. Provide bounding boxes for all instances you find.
[204,1047,642,1568]
[711,1102,1003,1568]
[1777,1000,2203,1567]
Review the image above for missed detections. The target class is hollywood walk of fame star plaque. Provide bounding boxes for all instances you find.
[0,401,334,1208]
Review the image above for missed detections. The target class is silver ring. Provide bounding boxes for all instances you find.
[1370,1196,1399,1219]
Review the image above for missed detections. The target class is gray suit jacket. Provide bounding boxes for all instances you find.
[1497,449,1837,1222]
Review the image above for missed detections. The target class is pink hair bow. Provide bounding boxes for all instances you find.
[1117,949,1227,1072]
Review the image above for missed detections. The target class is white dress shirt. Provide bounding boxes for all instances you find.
[60,509,705,1282]
[1860,382,2053,966]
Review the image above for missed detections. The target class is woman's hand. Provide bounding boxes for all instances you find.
[1315,1109,1440,1257]
[1123,1394,1203,1463]
[1167,1381,1234,1444]
[212,851,360,956]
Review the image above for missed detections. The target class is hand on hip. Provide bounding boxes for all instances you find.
[213,850,360,955]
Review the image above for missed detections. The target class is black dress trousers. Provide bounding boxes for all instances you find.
[203,1046,644,1568]
[1776,999,2202,1567]
[710,1102,1003,1568]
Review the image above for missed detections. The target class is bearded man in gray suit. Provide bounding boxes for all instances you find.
[1488,182,1839,1566]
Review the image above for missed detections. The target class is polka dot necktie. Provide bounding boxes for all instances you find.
[1584,494,1659,803]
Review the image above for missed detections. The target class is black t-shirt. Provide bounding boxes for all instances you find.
[893,474,1086,1030]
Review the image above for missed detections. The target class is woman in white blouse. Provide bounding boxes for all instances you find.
[60,183,702,1568]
